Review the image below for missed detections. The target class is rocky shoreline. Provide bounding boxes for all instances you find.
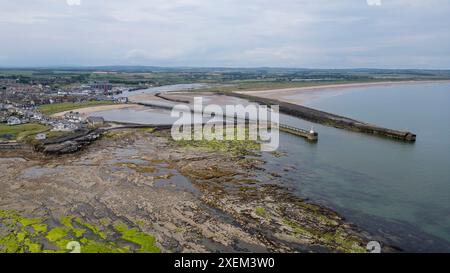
[0,128,385,253]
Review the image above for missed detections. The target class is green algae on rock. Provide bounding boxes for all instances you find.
[114,223,160,253]
[169,127,261,156]
[255,207,268,218]
[282,218,366,253]
[175,138,260,156]
[0,210,160,253]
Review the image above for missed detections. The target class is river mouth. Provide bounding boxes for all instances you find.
[87,81,450,252]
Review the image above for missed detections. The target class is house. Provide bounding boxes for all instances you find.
[0,112,7,123]
[7,116,22,126]
[64,111,84,123]
[52,122,78,132]
[90,81,112,91]
[35,133,47,140]
[32,113,43,121]
[117,97,128,103]
[86,116,105,127]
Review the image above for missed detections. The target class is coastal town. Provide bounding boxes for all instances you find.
[0,77,133,144]
[3,67,448,145]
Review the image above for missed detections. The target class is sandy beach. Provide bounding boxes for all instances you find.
[129,80,450,107]
[51,103,141,118]
[235,80,450,105]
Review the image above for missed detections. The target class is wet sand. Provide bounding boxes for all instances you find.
[127,80,450,107]
[235,80,450,105]
[129,93,178,106]
[51,104,141,118]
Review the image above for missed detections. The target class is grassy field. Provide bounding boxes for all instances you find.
[38,101,116,115]
[0,123,50,141]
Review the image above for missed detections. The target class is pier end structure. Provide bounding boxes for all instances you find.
[278,124,318,142]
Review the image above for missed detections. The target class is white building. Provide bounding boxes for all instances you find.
[7,116,22,126]
[64,111,84,123]
[52,122,78,132]
[117,97,128,103]
[32,113,43,121]
[35,133,47,140]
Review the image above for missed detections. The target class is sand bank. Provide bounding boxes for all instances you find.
[51,103,140,117]
[235,80,450,105]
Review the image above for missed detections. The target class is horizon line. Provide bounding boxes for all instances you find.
[1,65,450,71]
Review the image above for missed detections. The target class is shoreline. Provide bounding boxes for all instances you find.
[51,103,141,117]
[2,127,448,252]
[0,129,374,253]
[235,80,450,105]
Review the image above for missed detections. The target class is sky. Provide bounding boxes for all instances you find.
[0,0,449,69]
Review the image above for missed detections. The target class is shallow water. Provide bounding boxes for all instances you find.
[270,82,450,251]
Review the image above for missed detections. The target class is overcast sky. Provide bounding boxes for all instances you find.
[0,0,449,68]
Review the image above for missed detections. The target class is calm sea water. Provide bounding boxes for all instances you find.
[268,82,450,251]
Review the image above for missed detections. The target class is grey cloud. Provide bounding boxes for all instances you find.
[0,0,449,68]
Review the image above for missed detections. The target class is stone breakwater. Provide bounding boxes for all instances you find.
[222,92,416,142]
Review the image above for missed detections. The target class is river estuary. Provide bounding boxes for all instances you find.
[95,82,450,252]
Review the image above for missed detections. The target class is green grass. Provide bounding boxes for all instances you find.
[0,123,50,141]
[45,130,71,139]
[38,101,116,115]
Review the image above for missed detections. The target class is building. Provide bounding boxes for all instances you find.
[86,116,105,127]
[64,111,84,123]
[35,133,47,140]
[52,122,78,132]
[32,113,43,121]
[90,81,112,94]
[0,112,7,123]
[117,97,128,103]
[7,116,22,126]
